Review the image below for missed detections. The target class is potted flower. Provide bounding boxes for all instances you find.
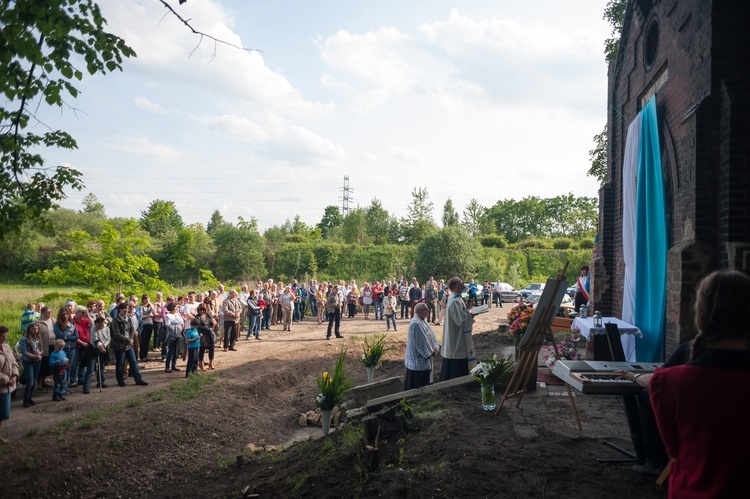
[470,353,515,411]
[359,334,390,383]
[541,328,587,369]
[315,347,353,435]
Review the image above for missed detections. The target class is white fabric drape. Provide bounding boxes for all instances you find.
[620,114,641,362]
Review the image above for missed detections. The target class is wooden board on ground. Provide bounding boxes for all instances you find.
[366,374,474,411]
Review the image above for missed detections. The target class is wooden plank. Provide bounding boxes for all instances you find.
[365,374,475,410]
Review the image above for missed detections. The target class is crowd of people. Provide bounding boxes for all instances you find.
[0,275,486,440]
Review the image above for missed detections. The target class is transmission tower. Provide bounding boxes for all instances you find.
[340,176,354,216]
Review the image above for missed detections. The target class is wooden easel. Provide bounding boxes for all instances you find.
[495,263,582,428]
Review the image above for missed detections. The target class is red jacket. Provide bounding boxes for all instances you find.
[650,349,750,498]
[73,317,91,347]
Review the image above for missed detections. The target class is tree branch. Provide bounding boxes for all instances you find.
[157,0,262,56]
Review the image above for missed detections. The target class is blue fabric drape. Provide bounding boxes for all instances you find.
[634,96,667,362]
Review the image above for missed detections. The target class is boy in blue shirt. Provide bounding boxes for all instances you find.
[49,339,69,401]
[185,319,201,377]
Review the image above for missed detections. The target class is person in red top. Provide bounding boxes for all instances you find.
[372,281,384,320]
[71,306,93,391]
[650,270,750,498]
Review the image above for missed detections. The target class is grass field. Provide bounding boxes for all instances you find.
[0,284,89,345]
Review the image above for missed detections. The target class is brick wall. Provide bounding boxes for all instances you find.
[600,0,750,358]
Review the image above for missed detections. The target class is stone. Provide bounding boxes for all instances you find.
[298,413,307,427]
[246,443,262,453]
[264,445,279,453]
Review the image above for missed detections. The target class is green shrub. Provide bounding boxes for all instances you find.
[515,238,552,249]
[577,237,595,249]
[552,237,574,249]
[479,235,508,248]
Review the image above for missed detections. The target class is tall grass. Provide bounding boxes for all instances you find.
[0,284,88,345]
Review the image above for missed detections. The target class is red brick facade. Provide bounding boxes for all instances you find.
[596,0,750,358]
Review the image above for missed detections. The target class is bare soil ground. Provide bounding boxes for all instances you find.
[0,307,666,498]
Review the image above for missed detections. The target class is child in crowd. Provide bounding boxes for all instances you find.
[20,303,38,333]
[49,339,69,401]
[185,319,201,377]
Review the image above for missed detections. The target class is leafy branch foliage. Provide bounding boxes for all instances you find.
[0,0,135,238]
[28,220,169,296]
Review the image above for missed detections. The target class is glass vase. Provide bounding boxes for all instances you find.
[480,382,496,411]
[366,366,375,383]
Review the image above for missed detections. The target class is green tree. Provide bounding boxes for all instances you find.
[588,124,608,185]
[441,198,460,227]
[29,220,168,295]
[317,205,344,239]
[365,198,390,244]
[206,209,227,236]
[603,0,628,61]
[80,193,106,217]
[212,218,265,280]
[402,187,437,245]
[159,223,215,281]
[139,199,184,238]
[342,207,368,245]
[462,198,489,237]
[414,226,480,281]
[0,0,135,238]
[591,0,627,185]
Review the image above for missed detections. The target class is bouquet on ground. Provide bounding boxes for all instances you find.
[541,327,587,368]
[315,347,353,411]
[507,302,534,343]
[470,352,515,386]
[359,334,391,368]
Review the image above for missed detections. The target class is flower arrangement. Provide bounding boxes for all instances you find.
[359,334,391,368]
[315,347,353,411]
[541,328,588,368]
[470,352,515,386]
[507,302,534,343]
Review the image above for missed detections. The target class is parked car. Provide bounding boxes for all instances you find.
[460,284,483,302]
[525,290,573,317]
[519,282,545,298]
[566,286,577,298]
[525,290,572,307]
[492,282,522,303]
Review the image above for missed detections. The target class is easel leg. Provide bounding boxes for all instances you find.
[495,350,531,415]
[515,351,536,407]
[565,383,582,430]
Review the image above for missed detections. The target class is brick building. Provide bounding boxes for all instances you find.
[595,0,750,358]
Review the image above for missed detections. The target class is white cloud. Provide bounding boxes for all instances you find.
[317,28,419,109]
[104,136,185,163]
[205,114,270,141]
[419,8,601,58]
[386,146,427,163]
[134,96,168,113]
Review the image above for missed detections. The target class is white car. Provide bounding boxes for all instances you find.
[520,283,545,298]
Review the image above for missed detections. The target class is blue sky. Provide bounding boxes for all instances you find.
[44,0,611,230]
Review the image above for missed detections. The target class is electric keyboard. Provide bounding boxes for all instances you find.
[552,360,663,394]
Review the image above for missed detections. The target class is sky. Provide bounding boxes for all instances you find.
[42,0,612,231]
